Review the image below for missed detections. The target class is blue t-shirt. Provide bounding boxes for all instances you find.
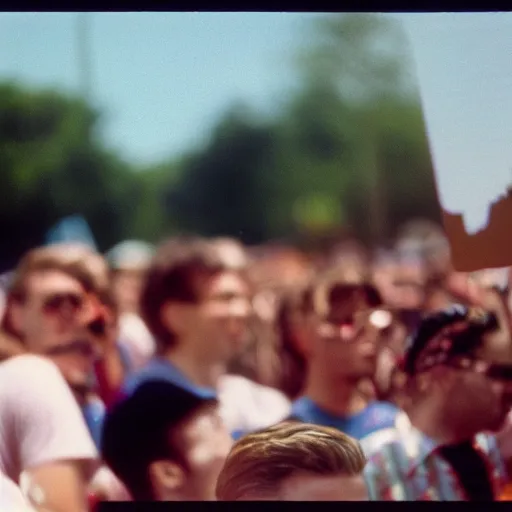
[82,397,106,449]
[121,357,217,400]
[290,397,400,441]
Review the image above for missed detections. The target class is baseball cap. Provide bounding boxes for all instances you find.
[402,305,512,379]
[101,379,218,478]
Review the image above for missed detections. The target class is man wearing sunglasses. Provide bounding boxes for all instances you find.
[2,246,117,396]
[0,246,116,511]
[365,305,512,500]
[286,279,403,455]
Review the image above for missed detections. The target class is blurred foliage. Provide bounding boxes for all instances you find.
[0,13,441,269]
[0,81,142,269]
[167,14,440,246]
[165,105,277,245]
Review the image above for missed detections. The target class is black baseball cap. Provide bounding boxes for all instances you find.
[101,379,218,483]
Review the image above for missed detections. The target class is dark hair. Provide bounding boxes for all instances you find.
[276,287,310,399]
[139,236,230,353]
[403,306,499,376]
[101,381,216,500]
[103,409,185,500]
[276,279,383,399]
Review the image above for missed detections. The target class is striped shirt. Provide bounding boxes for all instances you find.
[364,414,508,500]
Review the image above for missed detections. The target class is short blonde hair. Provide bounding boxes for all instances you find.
[216,422,366,501]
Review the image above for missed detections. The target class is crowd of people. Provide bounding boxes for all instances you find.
[1,218,512,508]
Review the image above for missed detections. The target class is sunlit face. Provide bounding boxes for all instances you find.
[174,403,233,501]
[181,271,252,364]
[279,472,368,501]
[11,270,101,390]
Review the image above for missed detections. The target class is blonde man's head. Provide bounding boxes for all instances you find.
[216,422,367,501]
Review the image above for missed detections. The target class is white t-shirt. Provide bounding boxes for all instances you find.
[0,354,98,485]
[218,374,291,434]
[118,313,156,371]
[0,472,34,511]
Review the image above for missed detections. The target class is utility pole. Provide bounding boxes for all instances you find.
[77,13,93,143]
[77,12,92,104]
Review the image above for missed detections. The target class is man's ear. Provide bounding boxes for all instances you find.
[148,460,185,498]
[160,302,190,338]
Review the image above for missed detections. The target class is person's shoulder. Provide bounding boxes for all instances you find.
[363,437,410,501]
[368,400,400,413]
[364,435,410,475]
[364,439,394,496]
[475,430,504,467]
[0,471,35,512]
[218,374,252,392]
[121,369,144,395]
[119,313,153,341]
[219,375,291,430]
[366,400,401,421]
[121,358,166,394]
[221,375,290,406]
[1,353,56,371]
[0,355,82,417]
[290,395,309,407]
[0,354,61,383]
[288,396,315,422]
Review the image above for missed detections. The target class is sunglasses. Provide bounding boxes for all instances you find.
[41,292,85,317]
[448,356,512,382]
[318,309,393,342]
[41,292,110,336]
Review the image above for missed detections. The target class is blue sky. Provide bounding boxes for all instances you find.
[2,11,512,237]
[0,12,324,164]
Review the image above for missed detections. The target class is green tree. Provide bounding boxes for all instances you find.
[288,13,439,245]
[162,14,439,247]
[294,13,416,102]
[165,105,278,245]
[0,81,139,268]
[130,158,184,243]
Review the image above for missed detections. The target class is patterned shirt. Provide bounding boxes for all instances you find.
[290,397,402,456]
[364,414,508,500]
